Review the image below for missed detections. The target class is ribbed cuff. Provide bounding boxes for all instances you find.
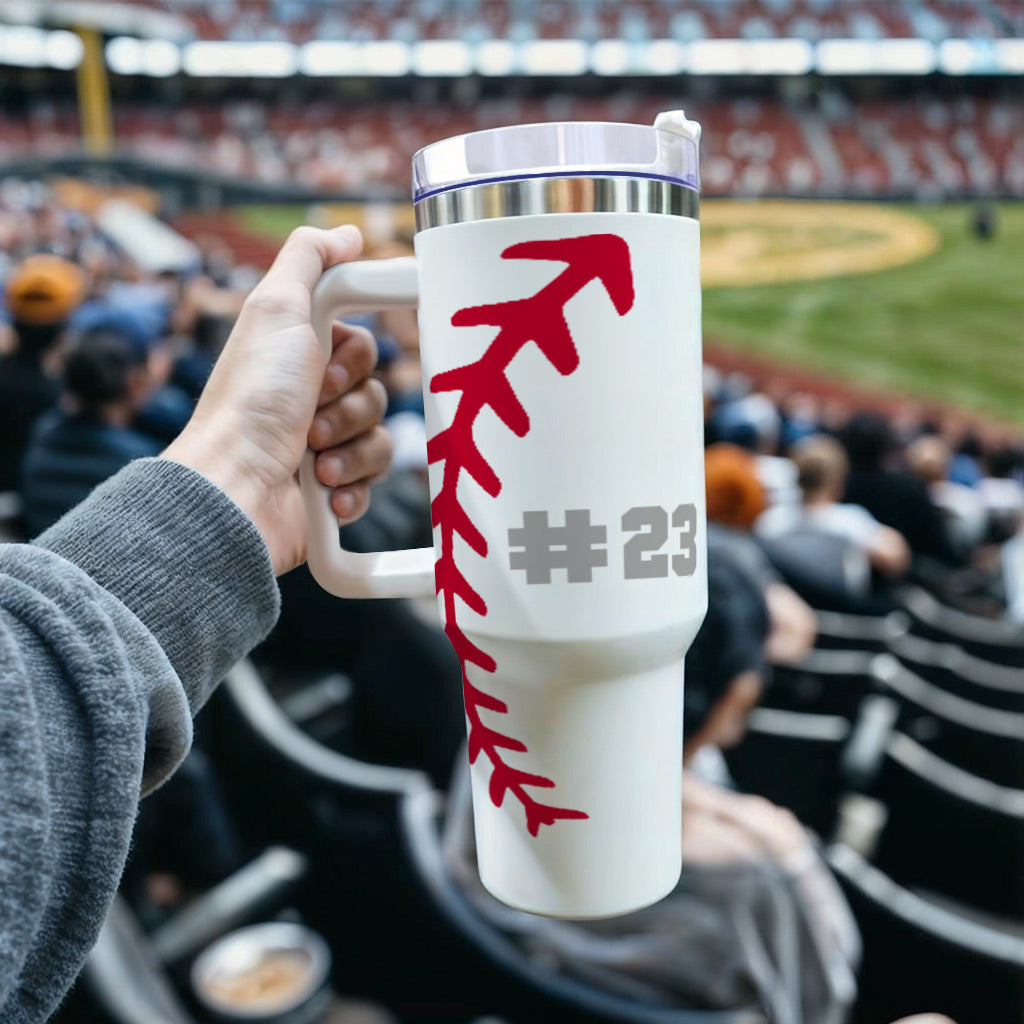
[37,457,281,713]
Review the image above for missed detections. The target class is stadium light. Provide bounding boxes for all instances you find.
[476,39,517,76]
[413,39,472,76]
[520,40,588,76]
[939,39,982,75]
[44,29,83,70]
[300,41,361,76]
[687,38,811,75]
[301,40,413,77]
[183,40,298,77]
[645,40,687,75]
[688,40,742,74]
[994,39,1024,73]
[874,39,937,74]
[360,40,412,76]
[142,38,182,77]
[817,38,936,75]
[107,35,181,77]
[591,39,630,76]
[105,35,143,75]
[746,39,814,75]
[0,25,48,67]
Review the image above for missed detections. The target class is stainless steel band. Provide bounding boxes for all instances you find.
[414,176,699,231]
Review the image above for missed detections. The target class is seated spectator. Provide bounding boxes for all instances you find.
[977,444,1024,541]
[170,275,248,402]
[711,386,800,511]
[73,303,193,444]
[841,412,958,564]
[704,443,817,665]
[19,329,165,536]
[905,434,987,558]
[0,254,84,490]
[758,434,911,580]
[444,541,859,1022]
[949,433,984,488]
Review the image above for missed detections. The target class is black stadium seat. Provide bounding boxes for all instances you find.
[828,843,1024,1024]
[866,732,1024,921]
[763,649,876,718]
[887,631,1024,712]
[725,707,851,835]
[899,585,1024,668]
[873,655,1024,787]
[813,609,908,653]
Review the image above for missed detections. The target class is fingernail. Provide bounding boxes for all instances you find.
[324,455,345,482]
[335,225,361,246]
[312,416,330,443]
[335,490,356,518]
[329,363,350,392]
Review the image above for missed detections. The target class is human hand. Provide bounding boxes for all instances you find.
[685,776,808,861]
[163,225,393,575]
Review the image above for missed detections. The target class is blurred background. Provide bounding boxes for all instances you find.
[2,2,1023,1024]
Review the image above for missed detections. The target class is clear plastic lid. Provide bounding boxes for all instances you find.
[412,111,701,202]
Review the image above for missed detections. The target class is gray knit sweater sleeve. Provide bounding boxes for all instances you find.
[0,457,280,1024]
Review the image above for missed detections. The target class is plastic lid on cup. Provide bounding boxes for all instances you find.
[412,111,701,203]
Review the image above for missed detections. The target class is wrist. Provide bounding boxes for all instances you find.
[162,423,271,529]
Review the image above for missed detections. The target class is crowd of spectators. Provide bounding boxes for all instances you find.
[121,0,1024,45]
[703,363,1024,612]
[0,178,1017,1023]
[3,92,1022,199]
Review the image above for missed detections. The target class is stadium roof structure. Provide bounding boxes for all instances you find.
[0,0,189,41]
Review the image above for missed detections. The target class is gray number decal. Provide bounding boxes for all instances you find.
[672,503,697,577]
[622,506,668,579]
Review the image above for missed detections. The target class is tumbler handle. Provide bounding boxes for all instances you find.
[300,257,435,598]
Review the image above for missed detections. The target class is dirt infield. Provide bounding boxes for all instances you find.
[701,199,942,288]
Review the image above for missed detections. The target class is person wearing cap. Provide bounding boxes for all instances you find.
[0,225,394,1023]
[0,253,85,491]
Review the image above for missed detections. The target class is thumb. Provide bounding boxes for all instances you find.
[253,224,363,314]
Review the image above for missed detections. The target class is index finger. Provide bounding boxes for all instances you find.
[262,224,364,297]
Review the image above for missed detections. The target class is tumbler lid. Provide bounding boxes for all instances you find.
[413,111,700,203]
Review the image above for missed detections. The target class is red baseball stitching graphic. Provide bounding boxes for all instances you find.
[428,234,635,837]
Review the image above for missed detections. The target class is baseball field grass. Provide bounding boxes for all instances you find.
[240,200,1024,425]
[701,201,1024,426]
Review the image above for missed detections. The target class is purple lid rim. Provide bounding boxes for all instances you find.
[413,168,700,204]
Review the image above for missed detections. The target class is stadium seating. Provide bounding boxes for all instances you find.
[874,655,1024,786]
[887,631,1024,712]
[812,609,909,653]
[725,706,851,835]
[899,584,1024,667]
[829,843,1024,1024]
[761,649,876,718]
[860,731,1024,920]
[3,94,1022,199]
[207,659,768,1024]
[116,1,1024,45]
[77,849,308,1024]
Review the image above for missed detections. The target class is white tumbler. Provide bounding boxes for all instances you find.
[299,112,707,919]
